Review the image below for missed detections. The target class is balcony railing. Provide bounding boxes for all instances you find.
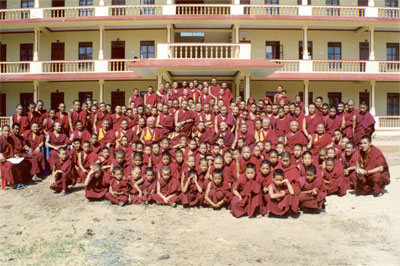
[243,5,298,16]
[0,62,30,73]
[42,60,95,73]
[379,61,400,73]
[168,43,241,59]
[0,117,11,127]
[375,116,400,129]
[109,5,163,16]
[0,8,31,20]
[108,59,131,72]
[378,7,400,18]
[43,7,95,18]
[273,60,300,72]
[313,60,366,72]
[312,6,365,17]
[176,5,230,15]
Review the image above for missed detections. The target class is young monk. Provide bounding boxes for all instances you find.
[23,122,46,181]
[77,141,93,183]
[231,163,262,218]
[322,157,347,196]
[105,167,131,206]
[138,167,157,204]
[266,169,298,217]
[50,147,74,195]
[356,136,390,197]
[128,166,144,205]
[84,163,108,201]
[341,142,358,189]
[152,166,181,207]
[181,170,203,207]
[259,160,273,215]
[204,170,231,209]
[299,165,326,212]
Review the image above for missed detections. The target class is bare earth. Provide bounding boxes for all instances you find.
[1,140,400,266]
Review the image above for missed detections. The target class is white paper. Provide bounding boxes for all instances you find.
[7,157,24,164]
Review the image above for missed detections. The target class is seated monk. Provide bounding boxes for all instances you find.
[355,136,390,197]
[285,121,307,154]
[308,123,332,156]
[98,120,116,149]
[84,163,108,201]
[45,122,70,170]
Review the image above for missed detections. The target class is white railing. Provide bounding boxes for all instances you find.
[313,60,366,72]
[0,8,31,20]
[43,6,95,18]
[175,4,231,15]
[242,5,298,16]
[273,60,300,72]
[108,59,132,72]
[0,62,30,73]
[42,60,95,73]
[108,5,163,16]
[379,61,400,73]
[375,116,400,129]
[312,6,366,17]
[159,43,245,59]
[378,7,400,18]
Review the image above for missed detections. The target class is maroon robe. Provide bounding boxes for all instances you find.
[144,93,159,107]
[105,177,131,205]
[95,110,112,132]
[266,183,299,216]
[341,151,358,188]
[0,135,29,184]
[176,109,196,137]
[180,176,203,207]
[151,177,181,204]
[322,163,348,196]
[275,116,290,137]
[12,114,29,134]
[69,110,88,131]
[353,111,375,145]
[310,133,332,155]
[304,114,323,135]
[23,130,45,176]
[85,172,108,200]
[50,157,74,193]
[205,181,232,207]
[129,95,144,107]
[285,131,307,154]
[98,128,116,148]
[324,115,342,136]
[55,112,70,135]
[230,175,262,218]
[71,130,91,143]
[298,175,326,209]
[342,109,358,139]
[214,130,234,148]
[158,113,174,136]
[256,129,278,147]
[48,131,70,169]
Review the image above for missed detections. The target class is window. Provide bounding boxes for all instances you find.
[79,42,93,70]
[265,0,279,4]
[79,0,93,16]
[265,0,279,14]
[140,41,155,59]
[326,0,340,5]
[21,0,33,19]
[359,42,369,60]
[387,43,399,61]
[140,0,155,14]
[266,41,280,59]
[326,0,340,16]
[299,41,313,59]
[141,0,154,4]
[385,0,398,7]
[387,93,399,115]
[328,92,342,107]
[328,42,341,60]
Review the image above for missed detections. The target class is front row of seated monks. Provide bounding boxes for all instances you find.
[15,131,387,218]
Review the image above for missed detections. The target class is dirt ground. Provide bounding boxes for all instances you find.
[1,139,400,266]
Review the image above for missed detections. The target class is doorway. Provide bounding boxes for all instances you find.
[0,93,5,116]
[0,43,6,73]
[51,92,65,110]
[111,41,125,71]
[359,92,370,109]
[20,93,33,113]
[51,42,65,72]
[51,0,65,17]
[111,91,125,110]
[79,91,93,104]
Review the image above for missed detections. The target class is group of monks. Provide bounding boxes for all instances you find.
[0,79,391,218]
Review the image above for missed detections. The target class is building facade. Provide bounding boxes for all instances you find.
[0,0,399,130]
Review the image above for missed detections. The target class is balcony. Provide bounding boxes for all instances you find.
[158,43,248,59]
[0,4,399,22]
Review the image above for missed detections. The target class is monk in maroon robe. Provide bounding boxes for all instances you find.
[45,122,70,170]
[23,122,45,179]
[152,166,181,205]
[285,121,307,154]
[55,103,70,136]
[84,164,108,200]
[308,124,332,155]
[356,136,390,197]
[341,142,358,189]
[50,147,74,194]
[105,167,131,206]
[341,99,358,139]
[233,123,255,148]
[94,103,112,133]
[156,105,174,136]
[274,108,290,136]
[353,102,375,145]
[129,88,144,107]
[192,121,213,144]
[12,105,29,135]
[98,120,116,149]
[322,158,347,196]
[111,105,127,131]
[303,103,323,141]
[324,106,342,136]
[299,165,326,211]
[256,118,278,146]
[69,100,88,132]
[213,122,234,149]
[144,86,159,107]
[70,120,91,143]
[174,100,195,137]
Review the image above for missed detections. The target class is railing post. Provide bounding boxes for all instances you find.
[368,0,375,6]
[304,80,309,115]
[33,81,39,102]
[245,73,250,101]
[370,80,376,116]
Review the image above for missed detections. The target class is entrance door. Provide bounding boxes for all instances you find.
[51,0,65,17]
[51,92,64,110]
[328,92,342,107]
[111,91,125,110]
[51,42,65,72]
[20,93,33,113]
[359,42,369,71]
[0,0,6,19]
[359,92,370,110]
[79,92,93,104]
[0,93,5,116]
[111,41,125,71]
[0,43,6,73]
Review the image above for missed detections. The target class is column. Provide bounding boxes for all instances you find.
[33,81,39,102]
[99,0,105,5]
[304,80,309,115]
[34,0,39,8]
[167,24,172,43]
[369,26,375,60]
[245,73,250,101]
[234,0,240,4]
[302,0,308,5]
[158,74,163,85]
[167,0,173,4]
[99,25,105,60]
[302,25,308,60]
[368,0,375,6]
[33,27,39,61]
[233,25,239,43]
[99,79,105,102]
[370,80,376,116]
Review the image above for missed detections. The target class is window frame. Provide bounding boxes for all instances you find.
[265,41,281,59]
[140,41,155,59]
[387,93,400,115]
[386,43,399,61]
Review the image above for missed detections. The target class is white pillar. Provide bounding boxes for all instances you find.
[167,0,173,4]
[34,0,39,8]
[33,27,39,61]
[234,0,240,4]
[158,74,163,85]
[368,0,375,6]
[304,80,309,115]
[99,26,104,60]
[370,80,376,115]
[233,25,239,43]
[99,79,105,102]
[302,0,308,5]
[245,73,250,101]
[369,26,375,60]
[99,0,105,6]
[167,24,172,43]
[302,25,308,60]
[33,81,39,102]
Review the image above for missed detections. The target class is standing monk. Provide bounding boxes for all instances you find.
[353,102,375,145]
[174,100,195,137]
[341,99,357,140]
